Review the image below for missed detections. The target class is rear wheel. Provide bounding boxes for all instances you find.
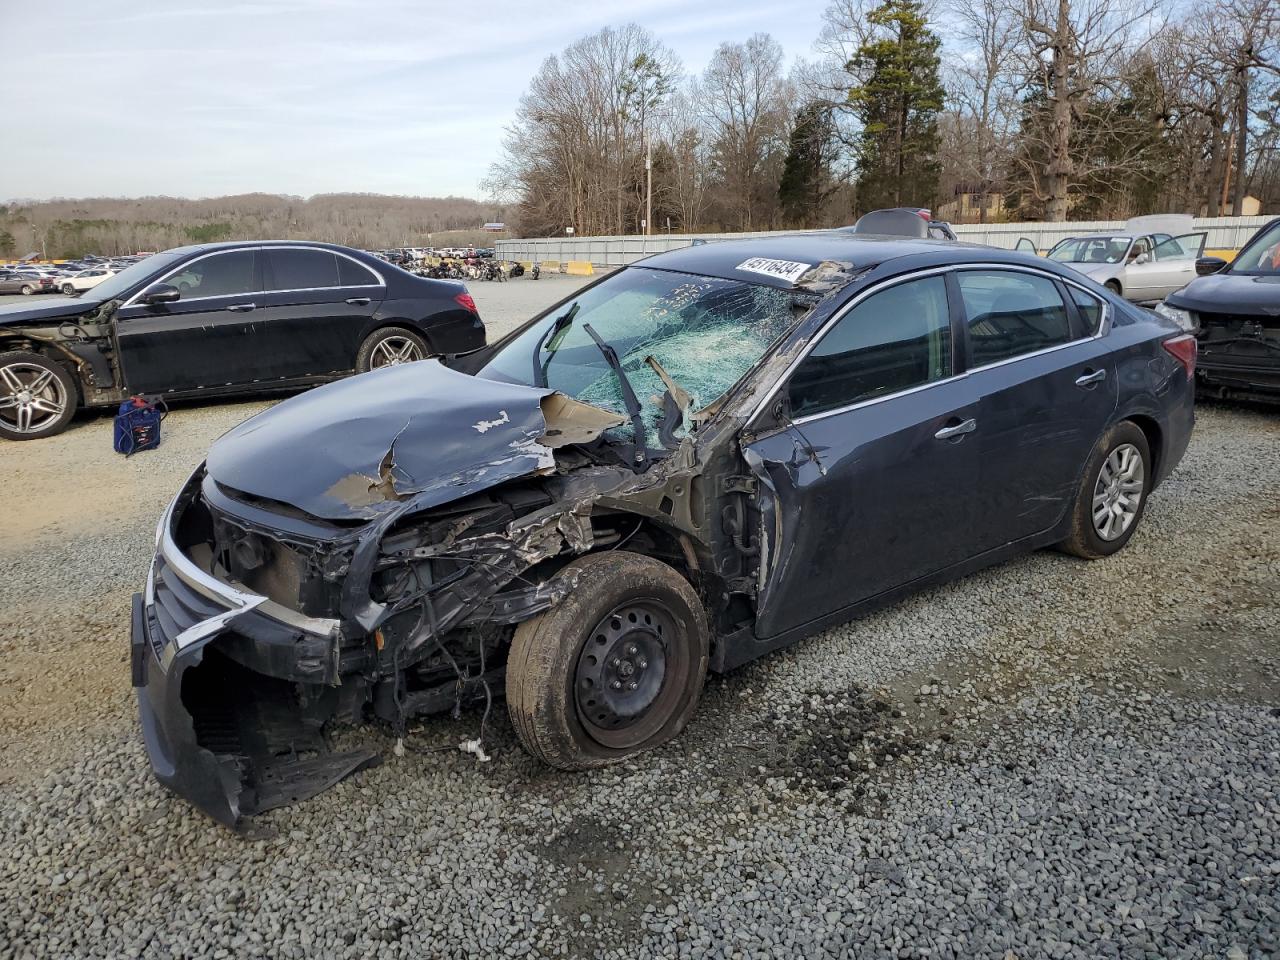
[20,284,34,296]
[1059,421,1151,559]
[356,327,430,372]
[506,551,709,769]
[61,283,76,296]
[0,350,77,440]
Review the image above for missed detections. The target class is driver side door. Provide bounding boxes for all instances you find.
[114,249,265,394]
[744,272,983,640]
[1123,233,1207,300]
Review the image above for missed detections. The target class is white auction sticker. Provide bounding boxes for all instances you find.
[735,257,812,284]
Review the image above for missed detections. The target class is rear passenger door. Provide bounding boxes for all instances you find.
[954,269,1117,551]
[260,247,385,379]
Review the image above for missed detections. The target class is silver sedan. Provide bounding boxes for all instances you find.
[1046,231,1206,303]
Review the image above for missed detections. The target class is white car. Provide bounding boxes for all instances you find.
[59,267,116,296]
[1043,215,1207,303]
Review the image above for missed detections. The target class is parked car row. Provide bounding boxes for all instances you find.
[0,241,485,439]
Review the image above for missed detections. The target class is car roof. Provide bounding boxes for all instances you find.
[157,240,372,257]
[636,233,1040,289]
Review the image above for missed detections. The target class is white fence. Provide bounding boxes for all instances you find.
[497,216,1273,267]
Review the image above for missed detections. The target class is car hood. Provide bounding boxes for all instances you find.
[1165,273,1280,316]
[205,360,624,522]
[1070,263,1120,281]
[0,296,101,326]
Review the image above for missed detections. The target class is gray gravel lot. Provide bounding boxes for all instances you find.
[1,274,1278,959]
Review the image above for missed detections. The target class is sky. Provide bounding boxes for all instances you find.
[0,0,827,202]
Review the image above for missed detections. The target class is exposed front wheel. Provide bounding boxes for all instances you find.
[1059,421,1151,559]
[0,350,77,440]
[62,283,76,296]
[506,551,709,769]
[355,327,430,373]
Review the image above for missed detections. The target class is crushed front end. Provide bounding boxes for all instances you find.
[132,454,647,828]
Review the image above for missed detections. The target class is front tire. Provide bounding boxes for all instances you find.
[0,350,77,440]
[61,283,76,296]
[355,327,430,373]
[506,551,709,770]
[1059,421,1151,559]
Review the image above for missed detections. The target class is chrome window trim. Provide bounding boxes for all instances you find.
[122,245,384,308]
[747,262,1111,429]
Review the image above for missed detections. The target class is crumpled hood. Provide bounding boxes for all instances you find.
[206,360,623,522]
[1165,273,1280,316]
[0,296,100,327]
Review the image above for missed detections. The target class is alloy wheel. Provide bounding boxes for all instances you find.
[0,362,68,435]
[1092,443,1144,541]
[369,336,424,368]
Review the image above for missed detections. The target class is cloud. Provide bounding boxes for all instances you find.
[2,0,823,200]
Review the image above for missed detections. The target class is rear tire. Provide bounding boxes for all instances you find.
[20,284,34,296]
[355,327,430,373]
[0,350,77,441]
[61,283,76,296]
[1058,421,1151,559]
[506,551,709,770]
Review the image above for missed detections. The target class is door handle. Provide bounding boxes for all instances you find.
[1075,368,1107,387]
[226,302,256,312]
[934,418,977,440]
[345,296,371,305]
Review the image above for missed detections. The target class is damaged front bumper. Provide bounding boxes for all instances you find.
[131,493,378,829]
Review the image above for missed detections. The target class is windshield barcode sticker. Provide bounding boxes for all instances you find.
[736,258,812,283]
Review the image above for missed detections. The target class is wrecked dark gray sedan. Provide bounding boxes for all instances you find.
[132,234,1197,827]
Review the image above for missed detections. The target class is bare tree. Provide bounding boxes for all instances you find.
[701,34,794,230]
[1016,0,1160,220]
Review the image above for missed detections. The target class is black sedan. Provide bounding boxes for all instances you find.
[132,234,1196,827]
[1157,217,1280,404]
[0,241,485,440]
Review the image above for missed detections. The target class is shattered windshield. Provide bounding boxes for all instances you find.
[479,266,810,449]
[1047,237,1131,265]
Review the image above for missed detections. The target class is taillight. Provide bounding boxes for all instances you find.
[454,292,477,313]
[1162,334,1196,381]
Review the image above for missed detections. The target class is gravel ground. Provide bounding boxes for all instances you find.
[1,275,1277,958]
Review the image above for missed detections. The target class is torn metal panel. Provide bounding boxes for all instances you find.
[206,361,618,522]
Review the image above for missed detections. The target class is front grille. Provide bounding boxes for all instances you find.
[146,555,231,657]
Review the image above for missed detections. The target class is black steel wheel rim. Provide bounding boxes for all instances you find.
[574,600,683,749]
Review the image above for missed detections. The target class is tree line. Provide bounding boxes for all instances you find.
[486,0,1280,236]
[0,194,508,260]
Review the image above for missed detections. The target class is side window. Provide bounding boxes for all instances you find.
[269,249,340,290]
[788,275,952,418]
[167,251,257,299]
[338,256,379,286]
[957,270,1073,367]
[1070,286,1105,335]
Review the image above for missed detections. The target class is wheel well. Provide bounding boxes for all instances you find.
[1125,414,1163,478]
[1105,278,1122,294]
[363,321,434,354]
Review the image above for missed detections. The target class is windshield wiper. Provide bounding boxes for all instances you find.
[582,322,648,470]
[531,301,579,388]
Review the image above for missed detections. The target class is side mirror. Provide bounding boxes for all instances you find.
[1133,253,1150,265]
[1195,256,1227,277]
[142,283,181,304]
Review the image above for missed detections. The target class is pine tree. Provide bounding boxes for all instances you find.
[778,104,838,227]
[845,0,945,212]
